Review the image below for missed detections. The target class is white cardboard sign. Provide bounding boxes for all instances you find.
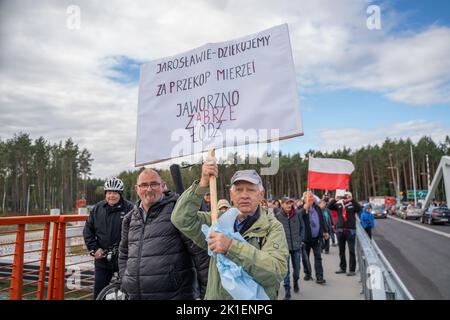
[136,24,303,166]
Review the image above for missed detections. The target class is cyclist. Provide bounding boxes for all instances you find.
[83,177,134,299]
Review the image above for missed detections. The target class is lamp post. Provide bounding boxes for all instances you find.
[410,144,417,207]
[26,184,35,217]
[387,166,400,205]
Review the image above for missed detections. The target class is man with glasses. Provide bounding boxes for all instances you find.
[118,169,209,299]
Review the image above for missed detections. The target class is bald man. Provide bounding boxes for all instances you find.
[118,169,209,300]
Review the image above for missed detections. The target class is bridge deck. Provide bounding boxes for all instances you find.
[278,245,363,300]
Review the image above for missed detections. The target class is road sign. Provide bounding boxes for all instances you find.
[407,190,428,199]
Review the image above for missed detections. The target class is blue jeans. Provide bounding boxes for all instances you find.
[284,249,301,289]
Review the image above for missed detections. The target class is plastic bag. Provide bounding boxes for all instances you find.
[201,207,269,300]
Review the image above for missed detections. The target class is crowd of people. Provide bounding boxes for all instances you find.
[259,189,363,299]
[83,157,366,300]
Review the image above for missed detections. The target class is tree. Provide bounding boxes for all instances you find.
[0,133,93,215]
[1,133,447,214]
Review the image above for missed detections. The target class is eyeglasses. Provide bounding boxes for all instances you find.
[137,182,162,190]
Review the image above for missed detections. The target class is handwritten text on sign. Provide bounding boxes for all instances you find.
[136,24,303,165]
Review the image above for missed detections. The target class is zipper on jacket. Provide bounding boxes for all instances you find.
[288,215,294,250]
[136,211,146,299]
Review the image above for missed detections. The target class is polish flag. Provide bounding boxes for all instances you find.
[307,158,355,190]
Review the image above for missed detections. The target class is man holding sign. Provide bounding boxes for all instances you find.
[171,157,288,300]
[136,23,301,300]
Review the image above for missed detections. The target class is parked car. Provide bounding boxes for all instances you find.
[387,205,397,215]
[396,204,408,218]
[400,205,422,220]
[420,206,450,225]
[371,205,387,219]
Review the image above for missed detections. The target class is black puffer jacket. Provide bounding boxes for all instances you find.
[118,191,209,300]
[275,209,305,251]
[83,198,134,268]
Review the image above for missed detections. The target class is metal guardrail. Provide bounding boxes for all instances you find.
[2,213,415,300]
[0,215,93,300]
[356,221,415,300]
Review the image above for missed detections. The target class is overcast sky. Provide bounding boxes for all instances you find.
[1,0,449,178]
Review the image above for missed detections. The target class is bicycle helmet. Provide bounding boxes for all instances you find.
[104,177,124,193]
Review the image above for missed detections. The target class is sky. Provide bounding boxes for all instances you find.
[1,0,449,178]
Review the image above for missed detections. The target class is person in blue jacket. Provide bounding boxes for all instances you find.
[360,204,375,239]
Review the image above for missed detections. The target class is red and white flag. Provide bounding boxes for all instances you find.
[307,157,355,190]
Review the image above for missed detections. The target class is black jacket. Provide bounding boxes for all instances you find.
[275,209,305,251]
[83,198,134,268]
[118,191,209,300]
[299,204,328,242]
[328,199,362,230]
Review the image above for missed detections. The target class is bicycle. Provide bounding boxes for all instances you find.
[96,246,129,300]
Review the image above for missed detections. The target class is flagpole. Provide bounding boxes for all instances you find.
[305,190,310,213]
[306,155,311,213]
[208,149,218,225]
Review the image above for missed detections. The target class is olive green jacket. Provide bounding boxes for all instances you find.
[171,181,288,300]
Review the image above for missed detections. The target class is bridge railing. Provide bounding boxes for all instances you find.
[356,221,414,300]
[0,215,93,300]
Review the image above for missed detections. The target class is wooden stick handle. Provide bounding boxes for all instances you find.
[208,149,218,225]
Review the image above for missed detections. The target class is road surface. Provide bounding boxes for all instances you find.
[373,216,450,299]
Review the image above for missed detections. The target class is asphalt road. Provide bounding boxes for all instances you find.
[373,217,450,299]
[401,216,450,235]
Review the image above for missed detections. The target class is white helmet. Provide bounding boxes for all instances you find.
[104,177,124,193]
